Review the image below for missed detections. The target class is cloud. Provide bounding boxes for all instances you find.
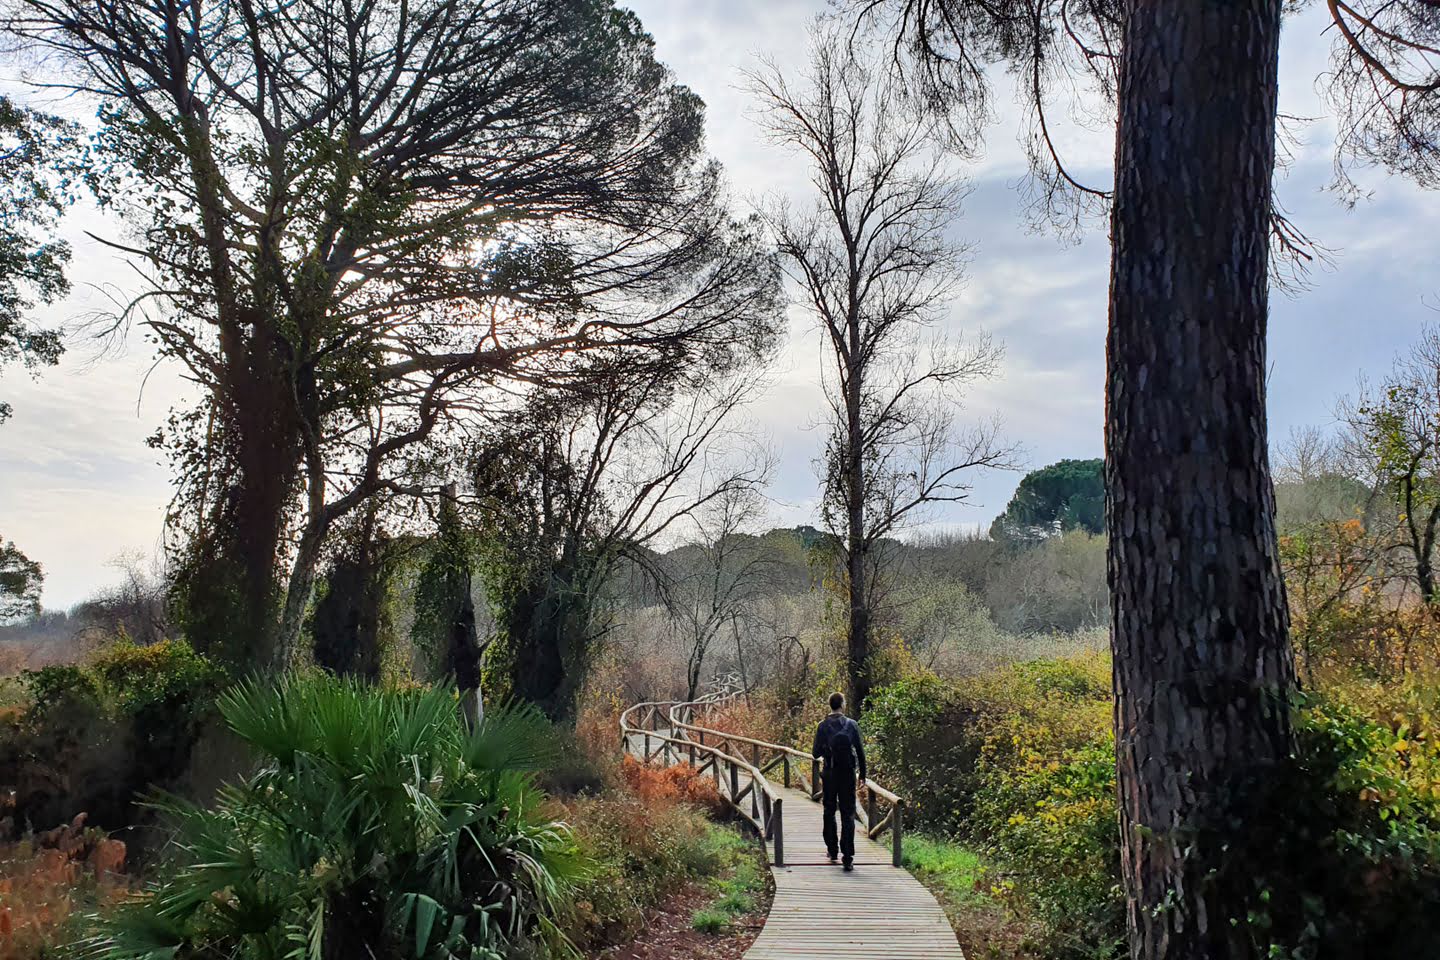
[5,0,1440,607]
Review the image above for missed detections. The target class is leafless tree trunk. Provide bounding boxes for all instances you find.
[665,476,775,702]
[748,26,1012,717]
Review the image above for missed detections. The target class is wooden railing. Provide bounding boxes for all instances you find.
[666,700,906,867]
[619,699,787,866]
[618,696,907,868]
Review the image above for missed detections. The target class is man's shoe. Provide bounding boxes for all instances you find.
[827,852,839,863]
[843,861,854,872]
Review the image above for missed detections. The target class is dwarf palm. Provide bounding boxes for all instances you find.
[83,673,581,960]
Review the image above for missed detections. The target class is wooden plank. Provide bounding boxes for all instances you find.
[622,701,954,959]
[745,784,964,960]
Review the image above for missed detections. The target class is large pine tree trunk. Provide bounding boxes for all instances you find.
[1107,2,1296,957]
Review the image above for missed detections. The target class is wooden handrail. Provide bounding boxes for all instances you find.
[664,698,908,866]
[621,694,908,868]
[666,703,906,805]
[619,698,787,866]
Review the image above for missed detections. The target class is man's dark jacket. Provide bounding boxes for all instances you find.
[812,713,867,780]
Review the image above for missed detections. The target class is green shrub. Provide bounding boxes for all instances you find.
[869,656,1440,960]
[866,657,1134,958]
[691,908,728,934]
[561,801,757,951]
[1229,694,1440,959]
[863,674,984,836]
[902,834,989,907]
[715,889,753,915]
[0,639,224,833]
[80,673,579,960]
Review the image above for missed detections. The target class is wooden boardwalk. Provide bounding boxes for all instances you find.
[622,724,965,959]
[747,783,965,960]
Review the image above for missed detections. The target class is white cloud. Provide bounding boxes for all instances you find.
[4,0,1440,607]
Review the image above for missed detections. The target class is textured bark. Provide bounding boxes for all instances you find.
[1107,2,1297,957]
[846,335,872,719]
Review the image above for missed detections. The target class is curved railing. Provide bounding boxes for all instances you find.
[666,699,906,867]
[619,698,787,865]
[619,693,908,867]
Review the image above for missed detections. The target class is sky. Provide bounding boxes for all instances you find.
[2,0,1439,610]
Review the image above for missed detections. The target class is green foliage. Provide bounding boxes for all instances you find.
[991,459,1104,540]
[88,638,226,715]
[687,833,764,936]
[81,673,580,960]
[902,834,992,908]
[0,533,44,623]
[1,639,225,831]
[1228,691,1440,960]
[869,657,1440,960]
[410,507,477,680]
[0,95,78,424]
[866,657,1129,958]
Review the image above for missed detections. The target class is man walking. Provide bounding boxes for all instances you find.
[812,691,867,871]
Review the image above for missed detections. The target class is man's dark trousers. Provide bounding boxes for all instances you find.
[822,767,856,863]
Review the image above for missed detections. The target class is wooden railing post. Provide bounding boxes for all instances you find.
[688,741,696,765]
[892,798,905,867]
[643,730,650,761]
[783,755,790,788]
[772,796,785,867]
[729,760,739,801]
[866,788,877,830]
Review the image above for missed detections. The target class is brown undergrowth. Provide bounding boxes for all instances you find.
[0,814,130,960]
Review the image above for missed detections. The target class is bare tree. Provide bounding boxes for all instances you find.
[664,473,777,702]
[473,362,775,719]
[748,26,1012,716]
[71,551,172,646]
[1340,324,1440,606]
[9,0,780,670]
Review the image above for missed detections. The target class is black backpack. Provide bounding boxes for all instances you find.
[822,716,856,772]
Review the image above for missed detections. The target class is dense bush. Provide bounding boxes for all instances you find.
[82,674,579,960]
[0,639,224,834]
[0,816,129,959]
[559,760,744,950]
[867,655,1440,960]
[1234,692,1440,959]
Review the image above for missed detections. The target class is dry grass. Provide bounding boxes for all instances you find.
[0,816,130,959]
[618,757,727,818]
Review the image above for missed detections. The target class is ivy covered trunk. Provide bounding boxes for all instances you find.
[413,489,483,709]
[495,565,590,722]
[311,524,386,681]
[1107,1,1296,957]
[175,340,302,672]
